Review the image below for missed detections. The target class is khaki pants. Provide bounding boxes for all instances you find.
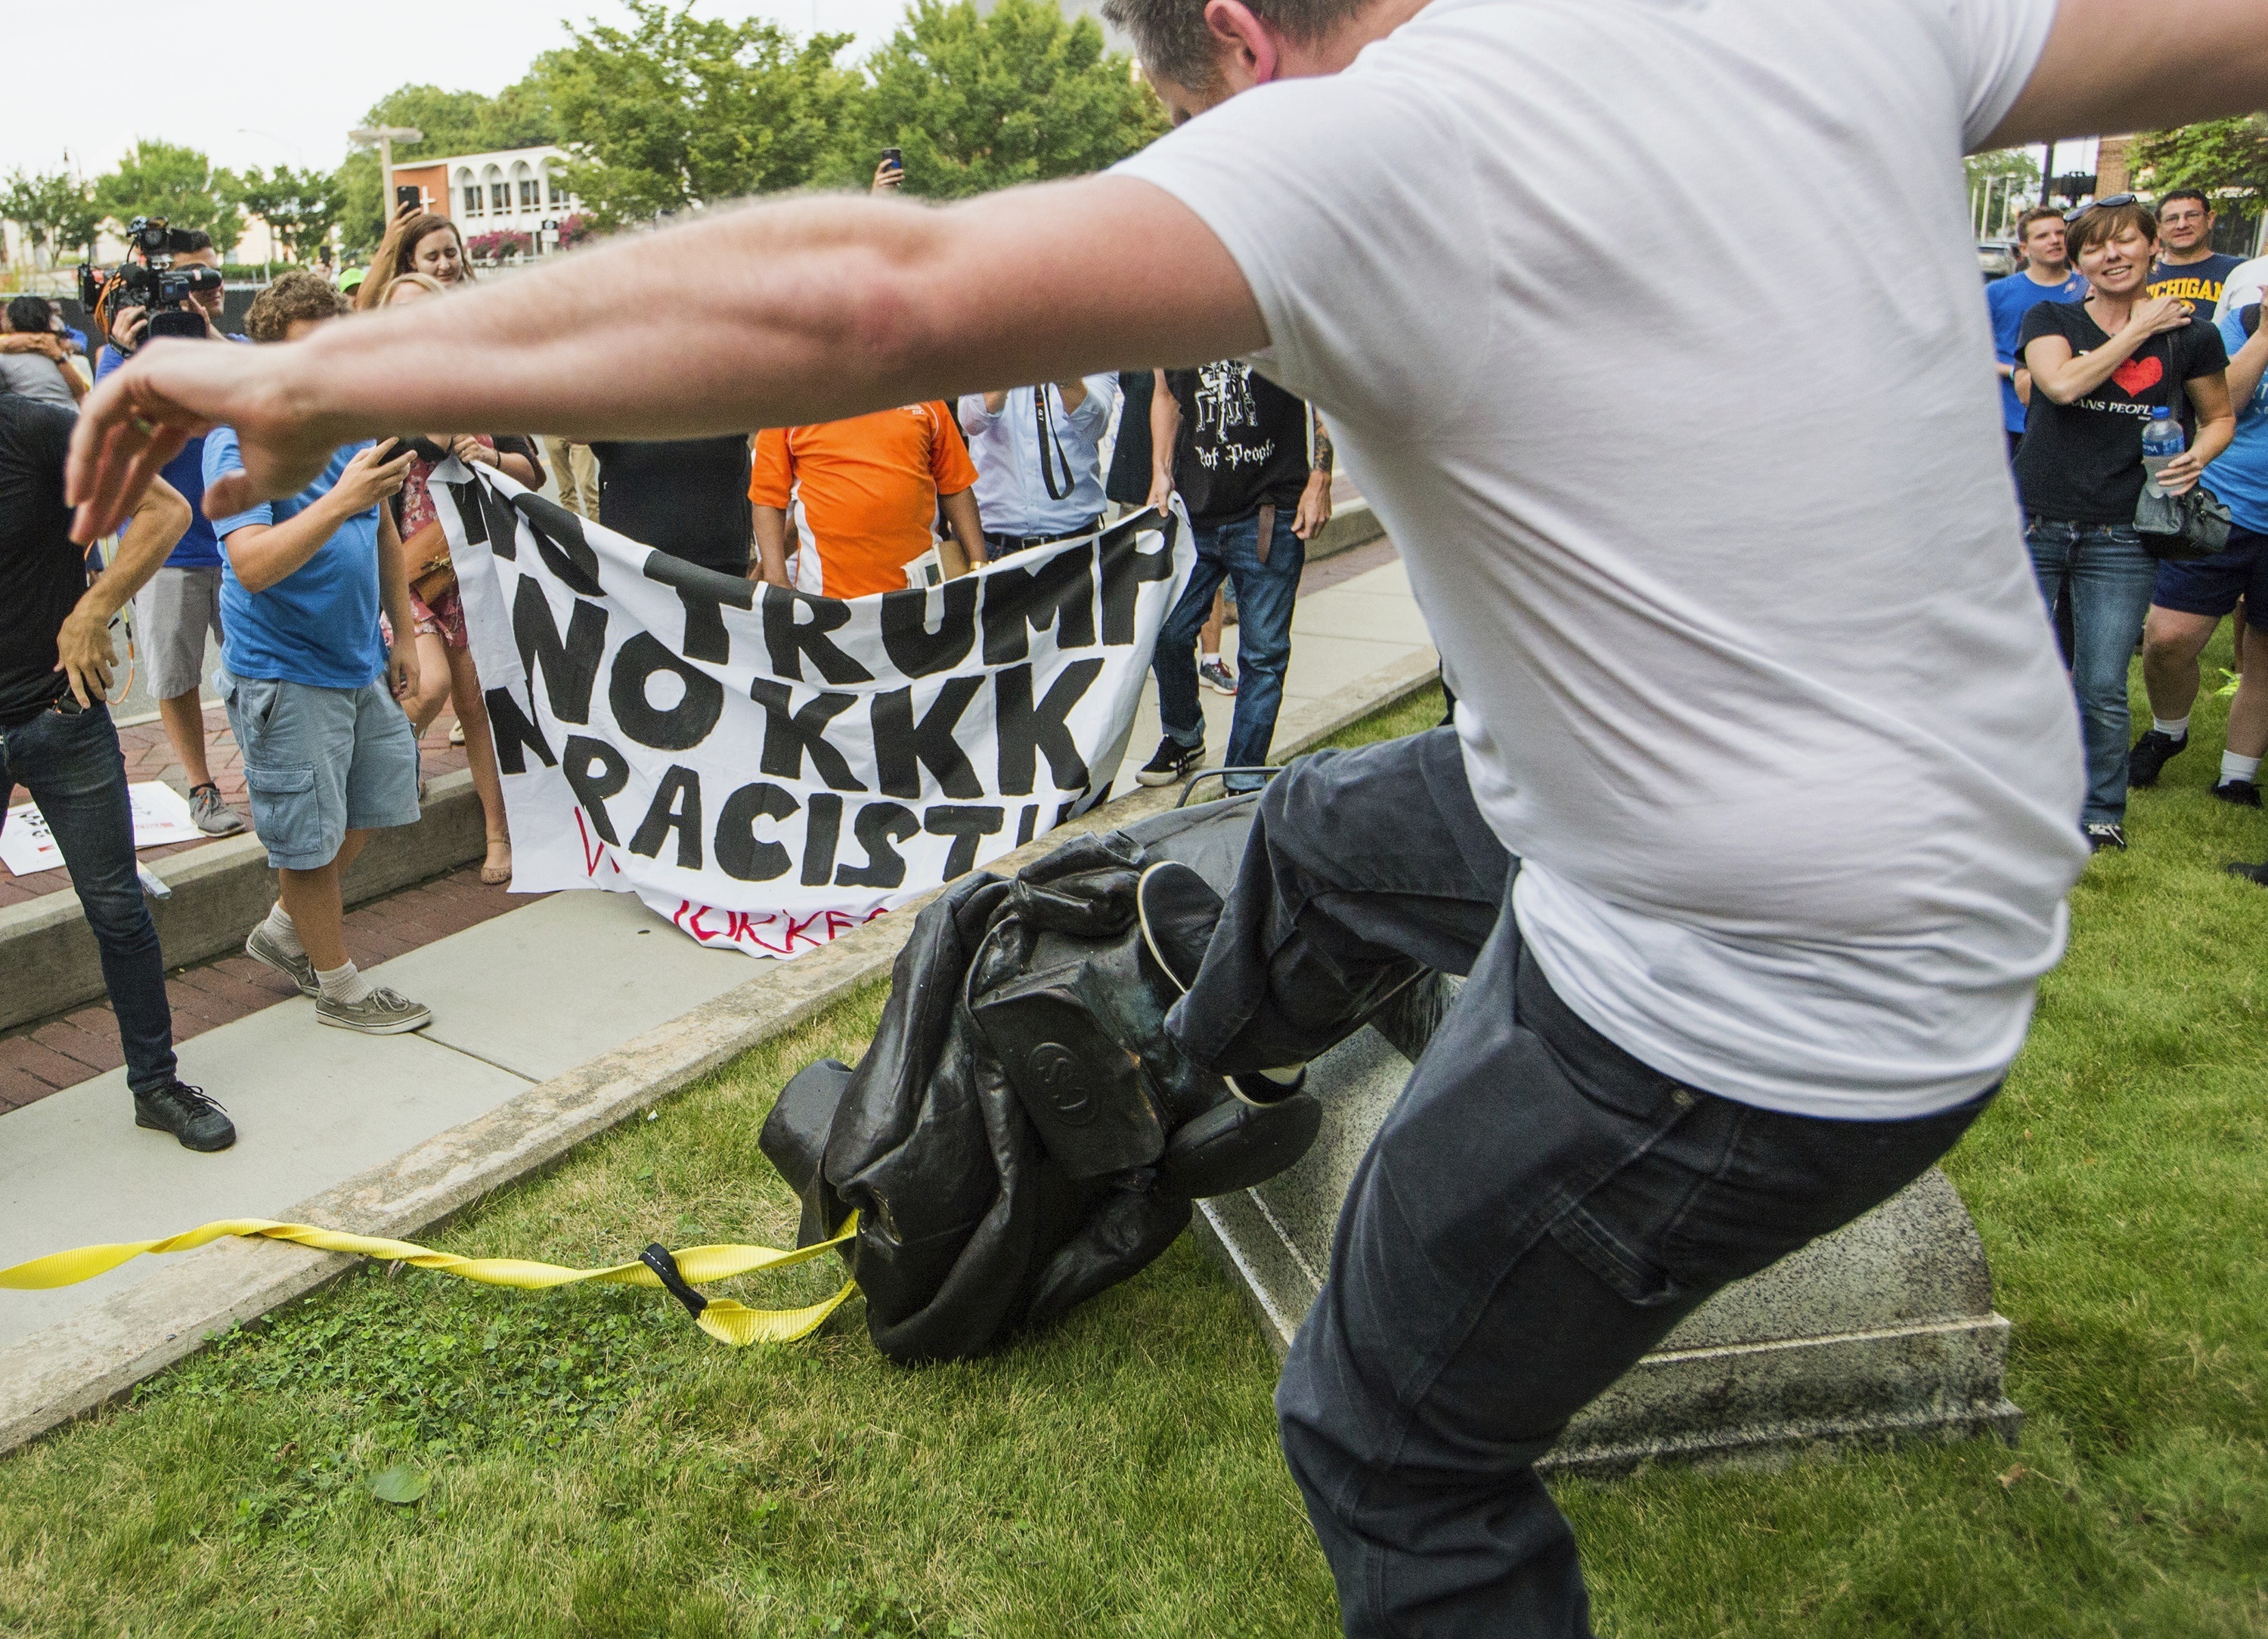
[544,437,600,518]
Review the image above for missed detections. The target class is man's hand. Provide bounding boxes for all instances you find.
[1145,472,1175,515]
[1292,467,1334,540]
[389,637,420,704]
[333,440,417,512]
[53,609,119,706]
[68,335,349,544]
[450,434,498,469]
[872,158,903,194]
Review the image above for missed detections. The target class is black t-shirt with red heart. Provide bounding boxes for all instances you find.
[2015,300,2229,523]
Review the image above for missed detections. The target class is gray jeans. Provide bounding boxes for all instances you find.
[1169,729,1994,1635]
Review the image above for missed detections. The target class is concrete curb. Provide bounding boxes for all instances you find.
[1306,497,1384,562]
[0,771,490,1034]
[0,646,1439,1457]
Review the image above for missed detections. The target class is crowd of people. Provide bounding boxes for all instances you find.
[1994,188,2268,876]
[8,176,2262,1173]
[0,197,1339,1156]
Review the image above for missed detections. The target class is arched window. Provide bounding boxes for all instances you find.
[483,164,508,215]
[512,160,538,213]
[455,167,480,218]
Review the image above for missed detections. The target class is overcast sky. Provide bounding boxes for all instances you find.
[4,0,909,181]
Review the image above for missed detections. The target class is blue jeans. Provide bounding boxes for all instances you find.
[2025,517,2156,826]
[1171,730,1993,1635]
[0,701,177,1095]
[1154,510,1305,792]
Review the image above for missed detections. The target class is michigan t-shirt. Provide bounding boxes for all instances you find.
[2148,253,2246,319]
[1117,0,2086,1120]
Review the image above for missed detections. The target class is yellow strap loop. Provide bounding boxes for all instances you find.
[0,1215,860,1346]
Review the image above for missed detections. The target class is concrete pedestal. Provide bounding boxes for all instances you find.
[1188,1027,2022,1476]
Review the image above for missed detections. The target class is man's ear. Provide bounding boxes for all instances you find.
[1204,0,1284,91]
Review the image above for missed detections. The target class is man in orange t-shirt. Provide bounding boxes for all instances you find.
[748,403,988,598]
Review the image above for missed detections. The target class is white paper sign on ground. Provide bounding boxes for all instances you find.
[0,782,201,877]
[438,463,1194,959]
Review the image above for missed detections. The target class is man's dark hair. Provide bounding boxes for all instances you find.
[2015,206,2065,243]
[6,295,56,335]
[1099,0,1358,90]
[245,271,346,342]
[2158,187,2212,215]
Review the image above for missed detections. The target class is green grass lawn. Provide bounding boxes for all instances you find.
[2,668,2264,1638]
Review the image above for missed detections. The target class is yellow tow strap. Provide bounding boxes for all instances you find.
[0,1214,860,1347]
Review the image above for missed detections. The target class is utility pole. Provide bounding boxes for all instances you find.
[349,124,426,222]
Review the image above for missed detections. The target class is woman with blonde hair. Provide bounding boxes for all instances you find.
[373,271,531,882]
[358,209,472,312]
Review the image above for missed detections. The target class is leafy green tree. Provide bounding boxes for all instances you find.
[2,166,102,266]
[93,141,240,246]
[2132,116,2268,201]
[333,82,562,252]
[1965,147,2040,238]
[534,1,861,225]
[844,0,1167,200]
[230,166,345,264]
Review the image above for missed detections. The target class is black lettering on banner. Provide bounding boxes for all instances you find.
[484,685,556,773]
[562,734,631,844]
[642,551,754,665]
[748,677,866,791]
[924,804,1005,879]
[609,632,724,751]
[447,480,496,553]
[981,541,1097,665]
[872,676,984,799]
[1099,513,1178,646]
[715,782,800,881]
[629,764,705,869]
[761,585,874,686]
[1015,803,1038,845]
[801,792,843,885]
[878,578,977,677]
[835,801,918,888]
[513,493,604,596]
[994,658,1103,796]
[514,577,608,723]
[477,482,522,562]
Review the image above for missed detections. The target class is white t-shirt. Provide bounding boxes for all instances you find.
[2217,256,2268,321]
[1117,0,2087,1120]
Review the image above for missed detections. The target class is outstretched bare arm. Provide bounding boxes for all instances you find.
[1984,0,2268,150]
[68,176,1263,542]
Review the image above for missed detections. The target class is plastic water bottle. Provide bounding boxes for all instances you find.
[2142,407,2185,485]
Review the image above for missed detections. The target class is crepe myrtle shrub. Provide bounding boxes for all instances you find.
[467,229,535,264]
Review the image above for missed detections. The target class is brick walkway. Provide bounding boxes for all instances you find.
[0,862,541,1114]
[0,704,471,911]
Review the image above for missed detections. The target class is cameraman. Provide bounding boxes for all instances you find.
[93,228,248,838]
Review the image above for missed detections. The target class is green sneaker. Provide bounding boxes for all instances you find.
[245,920,318,996]
[315,986,433,1035]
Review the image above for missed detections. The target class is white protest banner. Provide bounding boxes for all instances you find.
[435,466,1192,958]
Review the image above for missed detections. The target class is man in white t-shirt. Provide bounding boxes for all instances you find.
[64,0,2268,1627]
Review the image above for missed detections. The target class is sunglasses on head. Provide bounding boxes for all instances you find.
[2063,192,2139,224]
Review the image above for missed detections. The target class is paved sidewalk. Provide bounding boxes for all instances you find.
[0,863,543,1113]
[0,548,1434,1357]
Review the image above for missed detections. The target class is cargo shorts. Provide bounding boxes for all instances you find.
[218,671,421,870]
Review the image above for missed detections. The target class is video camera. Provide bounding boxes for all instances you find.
[78,218,224,348]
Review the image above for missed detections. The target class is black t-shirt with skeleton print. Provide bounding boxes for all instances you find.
[1166,361,1313,527]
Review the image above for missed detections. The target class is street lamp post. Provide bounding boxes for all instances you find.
[349,125,426,219]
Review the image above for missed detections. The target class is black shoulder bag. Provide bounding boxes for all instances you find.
[2133,335,2232,562]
